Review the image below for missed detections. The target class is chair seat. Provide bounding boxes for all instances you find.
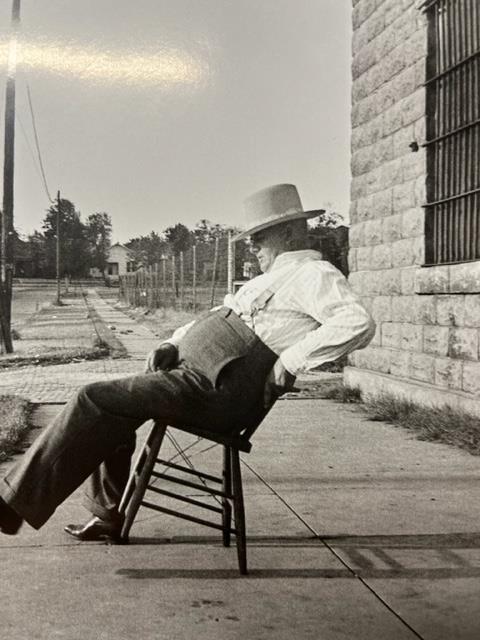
[173,423,252,453]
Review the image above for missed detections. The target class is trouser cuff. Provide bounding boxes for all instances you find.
[0,479,43,530]
[82,493,124,525]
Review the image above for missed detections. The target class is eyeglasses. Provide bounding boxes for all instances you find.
[246,232,267,250]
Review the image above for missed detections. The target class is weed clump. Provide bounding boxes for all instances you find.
[365,394,480,455]
[0,395,32,461]
[325,382,480,456]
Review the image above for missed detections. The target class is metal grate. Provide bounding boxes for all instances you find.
[423,0,480,265]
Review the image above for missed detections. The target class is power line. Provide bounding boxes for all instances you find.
[16,111,45,188]
[25,82,53,203]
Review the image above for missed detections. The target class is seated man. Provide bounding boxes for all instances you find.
[0,183,375,539]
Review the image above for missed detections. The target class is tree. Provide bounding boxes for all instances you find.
[27,230,48,277]
[164,223,192,255]
[85,212,112,276]
[126,231,167,268]
[308,207,349,275]
[42,199,90,278]
[193,219,227,244]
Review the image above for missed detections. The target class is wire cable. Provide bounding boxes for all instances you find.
[16,111,45,187]
[25,82,53,203]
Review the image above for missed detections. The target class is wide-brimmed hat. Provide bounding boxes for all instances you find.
[233,183,324,242]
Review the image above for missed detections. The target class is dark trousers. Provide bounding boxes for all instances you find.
[0,309,277,529]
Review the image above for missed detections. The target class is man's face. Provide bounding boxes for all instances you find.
[249,227,285,273]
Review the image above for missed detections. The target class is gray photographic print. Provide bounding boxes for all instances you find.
[0,1,479,639]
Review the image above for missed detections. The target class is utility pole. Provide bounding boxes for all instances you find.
[56,190,61,305]
[0,0,21,353]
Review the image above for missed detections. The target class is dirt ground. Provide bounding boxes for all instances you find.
[11,283,58,329]
[3,284,99,361]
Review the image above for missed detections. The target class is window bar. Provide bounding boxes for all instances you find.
[439,0,446,193]
[424,49,480,86]
[467,27,473,258]
[425,1,438,264]
[474,0,479,53]
[443,202,448,264]
[437,2,443,261]
[455,2,461,260]
[442,1,449,261]
[424,186,480,208]
[473,193,477,263]
[465,193,472,261]
[422,117,480,147]
[447,4,455,201]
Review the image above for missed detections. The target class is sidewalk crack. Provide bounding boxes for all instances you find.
[241,458,425,640]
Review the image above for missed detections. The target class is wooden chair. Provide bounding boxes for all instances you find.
[118,420,255,575]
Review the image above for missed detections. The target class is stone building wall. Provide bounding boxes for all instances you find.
[346,0,480,415]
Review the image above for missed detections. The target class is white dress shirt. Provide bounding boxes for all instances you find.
[166,250,375,376]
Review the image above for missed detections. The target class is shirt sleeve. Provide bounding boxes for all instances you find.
[279,263,375,375]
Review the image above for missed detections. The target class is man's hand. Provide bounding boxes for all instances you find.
[145,343,178,373]
[263,359,296,409]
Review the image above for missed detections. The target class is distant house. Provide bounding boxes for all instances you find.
[105,243,135,278]
[346,0,480,416]
[90,243,135,279]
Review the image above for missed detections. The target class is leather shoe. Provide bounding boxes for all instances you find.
[0,497,23,535]
[64,516,122,542]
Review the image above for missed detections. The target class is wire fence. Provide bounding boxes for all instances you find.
[119,235,256,311]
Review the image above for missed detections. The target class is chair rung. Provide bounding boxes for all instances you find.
[155,458,222,484]
[141,500,237,533]
[150,471,230,498]
[147,484,223,514]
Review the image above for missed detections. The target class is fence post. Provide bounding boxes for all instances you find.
[171,255,176,308]
[146,266,150,308]
[180,251,184,310]
[227,230,235,294]
[162,257,167,307]
[210,236,219,307]
[192,244,197,313]
[154,263,159,309]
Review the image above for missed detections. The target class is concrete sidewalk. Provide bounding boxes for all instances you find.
[0,291,479,639]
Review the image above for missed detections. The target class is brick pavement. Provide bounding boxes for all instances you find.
[0,290,158,403]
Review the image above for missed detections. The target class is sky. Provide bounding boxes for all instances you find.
[0,0,352,244]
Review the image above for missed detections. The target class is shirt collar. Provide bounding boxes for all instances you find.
[269,250,323,272]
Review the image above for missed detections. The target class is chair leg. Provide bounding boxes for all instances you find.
[222,445,232,547]
[119,421,167,542]
[231,449,247,575]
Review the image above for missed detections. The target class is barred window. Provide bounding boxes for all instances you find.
[423,0,480,265]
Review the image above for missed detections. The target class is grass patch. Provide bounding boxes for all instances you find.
[0,345,111,369]
[320,382,363,403]
[325,381,480,455]
[366,394,480,454]
[0,395,32,462]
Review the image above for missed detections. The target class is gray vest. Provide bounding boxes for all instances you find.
[178,307,277,388]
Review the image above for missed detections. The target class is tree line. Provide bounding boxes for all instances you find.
[16,199,112,279]
[15,199,348,279]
